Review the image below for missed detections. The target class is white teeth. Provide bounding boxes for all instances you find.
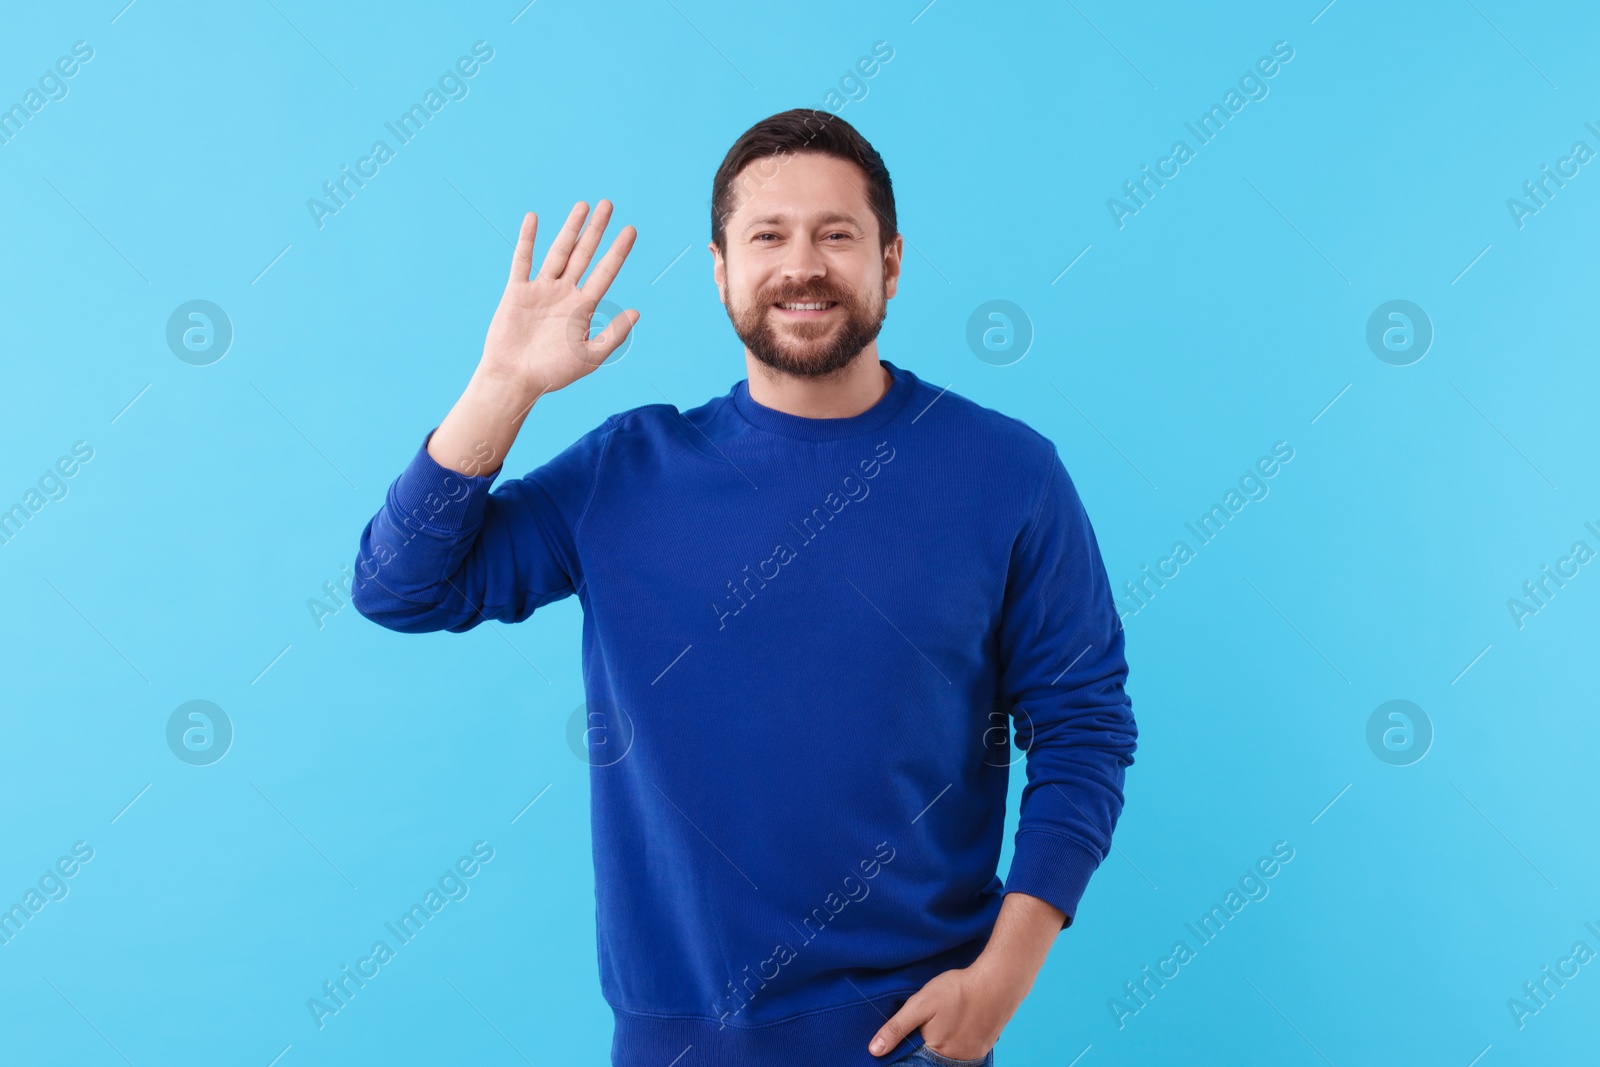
[778,302,833,310]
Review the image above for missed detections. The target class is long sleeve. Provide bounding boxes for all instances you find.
[350,416,617,634]
[997,442,1137,929]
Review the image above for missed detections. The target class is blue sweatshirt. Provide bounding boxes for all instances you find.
[351,358,1136,1066]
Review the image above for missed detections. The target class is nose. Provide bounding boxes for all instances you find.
[780,242,827,287]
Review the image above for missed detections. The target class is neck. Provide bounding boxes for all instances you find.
[743,349,891,419]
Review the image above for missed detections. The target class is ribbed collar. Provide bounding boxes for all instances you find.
[730,358,918,441]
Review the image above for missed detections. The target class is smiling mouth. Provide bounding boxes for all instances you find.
[773,301,838,316]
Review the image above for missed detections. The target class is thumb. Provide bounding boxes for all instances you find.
[587,307,639,363]
[869,995,932,1057]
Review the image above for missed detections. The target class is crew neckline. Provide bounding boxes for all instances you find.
[730,358,918,441]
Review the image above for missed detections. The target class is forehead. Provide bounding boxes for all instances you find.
[726,151,877,235]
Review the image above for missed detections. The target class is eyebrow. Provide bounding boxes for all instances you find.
[741,212,865,234]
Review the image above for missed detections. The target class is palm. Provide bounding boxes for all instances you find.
[483,199,639,397]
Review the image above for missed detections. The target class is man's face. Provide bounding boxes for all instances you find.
[711,151,902,380]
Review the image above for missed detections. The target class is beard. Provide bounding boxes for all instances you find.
[722,271,888,380]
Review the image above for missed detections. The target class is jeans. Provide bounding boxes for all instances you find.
[889,1041,995,1067]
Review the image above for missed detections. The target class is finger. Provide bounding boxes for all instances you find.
[535,200,591,282]
[869,998,932,1057]
[561,198,614,284]
[584,308,639,363]
[577,224,638,303]
[508,212,538,284]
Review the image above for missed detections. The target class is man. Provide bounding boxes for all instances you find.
[351,108,1136,1067]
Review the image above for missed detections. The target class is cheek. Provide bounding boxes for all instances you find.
[742,277,779,305]
[729,280,773,315]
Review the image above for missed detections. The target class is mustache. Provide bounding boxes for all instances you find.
[765,284,851,304]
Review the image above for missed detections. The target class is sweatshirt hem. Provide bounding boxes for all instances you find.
[609,992,926,1067]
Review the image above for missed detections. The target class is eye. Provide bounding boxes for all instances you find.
[754,233,779,242]
[826,232,851,241]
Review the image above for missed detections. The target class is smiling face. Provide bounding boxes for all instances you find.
[712,151,903,380]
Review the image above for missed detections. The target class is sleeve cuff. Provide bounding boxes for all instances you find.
[388,427,499,533]
[1003,831,1105,929]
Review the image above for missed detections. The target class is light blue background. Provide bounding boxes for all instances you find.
[2,1,1596,1064]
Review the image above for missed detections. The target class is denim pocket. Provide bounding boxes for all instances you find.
[912,1042,993,1067]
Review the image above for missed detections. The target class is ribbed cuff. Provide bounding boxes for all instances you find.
[387,427,498,533]
[1003,831,1104,929]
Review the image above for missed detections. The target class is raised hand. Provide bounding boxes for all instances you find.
[423,201,638,478]
[480,199,640,399]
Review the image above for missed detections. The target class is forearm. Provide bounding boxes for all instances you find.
[352,200,634,634]
[970,891,1065,998]
[352,372,535,630]
[426,367,544,478]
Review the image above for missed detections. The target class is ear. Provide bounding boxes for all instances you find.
[882,233,904,301]
[709,241,727,305]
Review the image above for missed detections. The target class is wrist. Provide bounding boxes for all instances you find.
[468,364,545,418]
[969,945,1042,1003]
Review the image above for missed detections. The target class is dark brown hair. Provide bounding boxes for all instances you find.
[710,108,897,256]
